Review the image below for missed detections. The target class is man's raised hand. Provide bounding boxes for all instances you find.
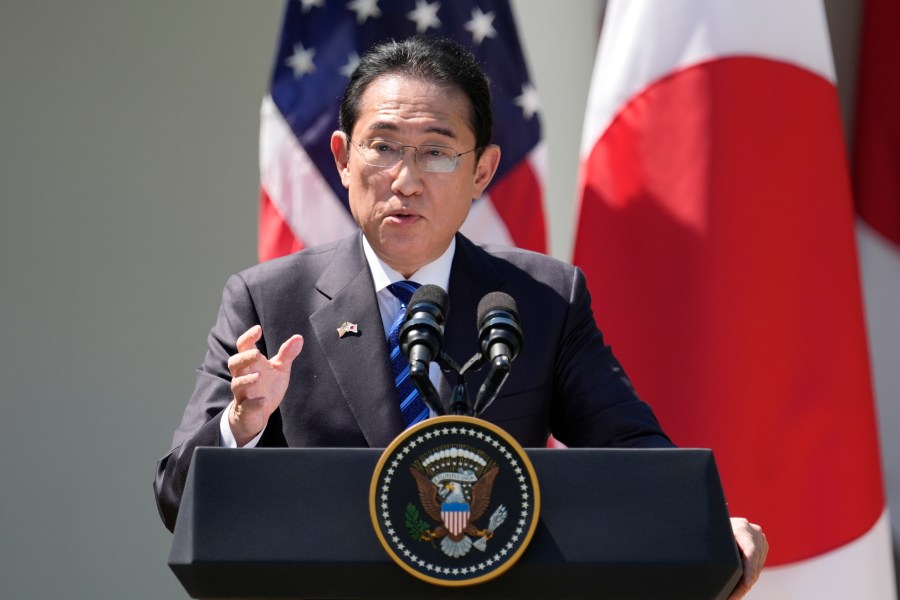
[227,325,303,446]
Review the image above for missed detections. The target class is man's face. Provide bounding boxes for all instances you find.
[331,74,500,277]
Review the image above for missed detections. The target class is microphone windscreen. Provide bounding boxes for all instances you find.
[477,291,519,325]
[406,284,449,319]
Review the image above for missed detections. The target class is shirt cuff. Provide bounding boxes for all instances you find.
[219,400,266,448]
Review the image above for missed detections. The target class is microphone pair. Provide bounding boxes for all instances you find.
[398,285,523,417]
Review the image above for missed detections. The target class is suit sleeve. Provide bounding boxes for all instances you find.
[153,273,285,532]
[549,267,674,449]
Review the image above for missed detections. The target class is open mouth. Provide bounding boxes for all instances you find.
[386,211,421,224]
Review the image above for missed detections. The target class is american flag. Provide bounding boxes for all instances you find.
[259,0,547,262]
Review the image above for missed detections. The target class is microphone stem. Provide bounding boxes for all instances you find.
[449,380,471,416]
[472,355,511,416]
[410,360,446,416]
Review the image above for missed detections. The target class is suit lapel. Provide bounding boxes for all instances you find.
[309,234,405,447]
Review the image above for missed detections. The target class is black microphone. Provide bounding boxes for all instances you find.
[472,292,523,416]
[399,284,449,416]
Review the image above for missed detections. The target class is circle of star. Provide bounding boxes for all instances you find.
[375,422,536,582]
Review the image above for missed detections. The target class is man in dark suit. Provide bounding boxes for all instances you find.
[155,35,766,598]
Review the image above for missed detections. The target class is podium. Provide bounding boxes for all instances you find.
[169,447,741,599]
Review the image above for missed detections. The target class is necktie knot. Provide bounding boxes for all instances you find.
[388,280,420,307]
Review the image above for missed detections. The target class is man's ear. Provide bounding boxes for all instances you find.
[331,132,351,189]
[473,144,501,198]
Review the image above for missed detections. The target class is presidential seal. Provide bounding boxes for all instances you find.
[370,416,540,586]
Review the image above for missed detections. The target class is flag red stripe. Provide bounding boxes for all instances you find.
[259,186,304,262]
[575,57,884,565]
[488,161,547,254]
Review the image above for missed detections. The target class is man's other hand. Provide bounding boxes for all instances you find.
[728,517,769,599]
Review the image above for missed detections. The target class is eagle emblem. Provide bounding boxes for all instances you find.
[370,415,539,586]
[409,447,508,558]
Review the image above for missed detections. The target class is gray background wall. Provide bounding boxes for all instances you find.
[0,1,878,598]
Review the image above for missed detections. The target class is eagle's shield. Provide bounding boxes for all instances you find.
[441,502,470,536]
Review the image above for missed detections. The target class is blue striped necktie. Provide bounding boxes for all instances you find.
[387,281,429,427]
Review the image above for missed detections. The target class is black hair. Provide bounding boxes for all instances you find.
[338,36,492,153]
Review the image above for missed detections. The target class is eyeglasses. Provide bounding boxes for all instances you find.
[349,138,478,173]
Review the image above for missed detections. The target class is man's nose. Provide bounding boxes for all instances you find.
[390,148,425,195]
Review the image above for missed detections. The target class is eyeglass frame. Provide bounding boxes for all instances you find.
[347,137,480,173]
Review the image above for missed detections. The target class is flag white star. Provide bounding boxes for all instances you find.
[464,7,497,44]
[339,52,361,78]
[286,43,316,78]
[514,82,541,119]
[348,0,382,24]
[299,0,324,12]
[407,0,441,33]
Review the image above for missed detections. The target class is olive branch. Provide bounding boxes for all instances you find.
[404,503,431,541]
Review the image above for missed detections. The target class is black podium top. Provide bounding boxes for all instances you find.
[169,447,741,599]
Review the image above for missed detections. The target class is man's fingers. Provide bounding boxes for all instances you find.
[272,335,304,369]
[226,325,300,448]
[235,325,262,353]
[230,372,261,401]
[744,522,768,583]
[727,518,768,600]
[233,328,302,372]
[227,348,263,377]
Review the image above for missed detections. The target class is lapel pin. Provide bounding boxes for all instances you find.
[337,321,359,338]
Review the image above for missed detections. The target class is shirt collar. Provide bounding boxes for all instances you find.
[362,235,455,293]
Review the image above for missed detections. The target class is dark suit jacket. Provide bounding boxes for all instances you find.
[154,232,671,531]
